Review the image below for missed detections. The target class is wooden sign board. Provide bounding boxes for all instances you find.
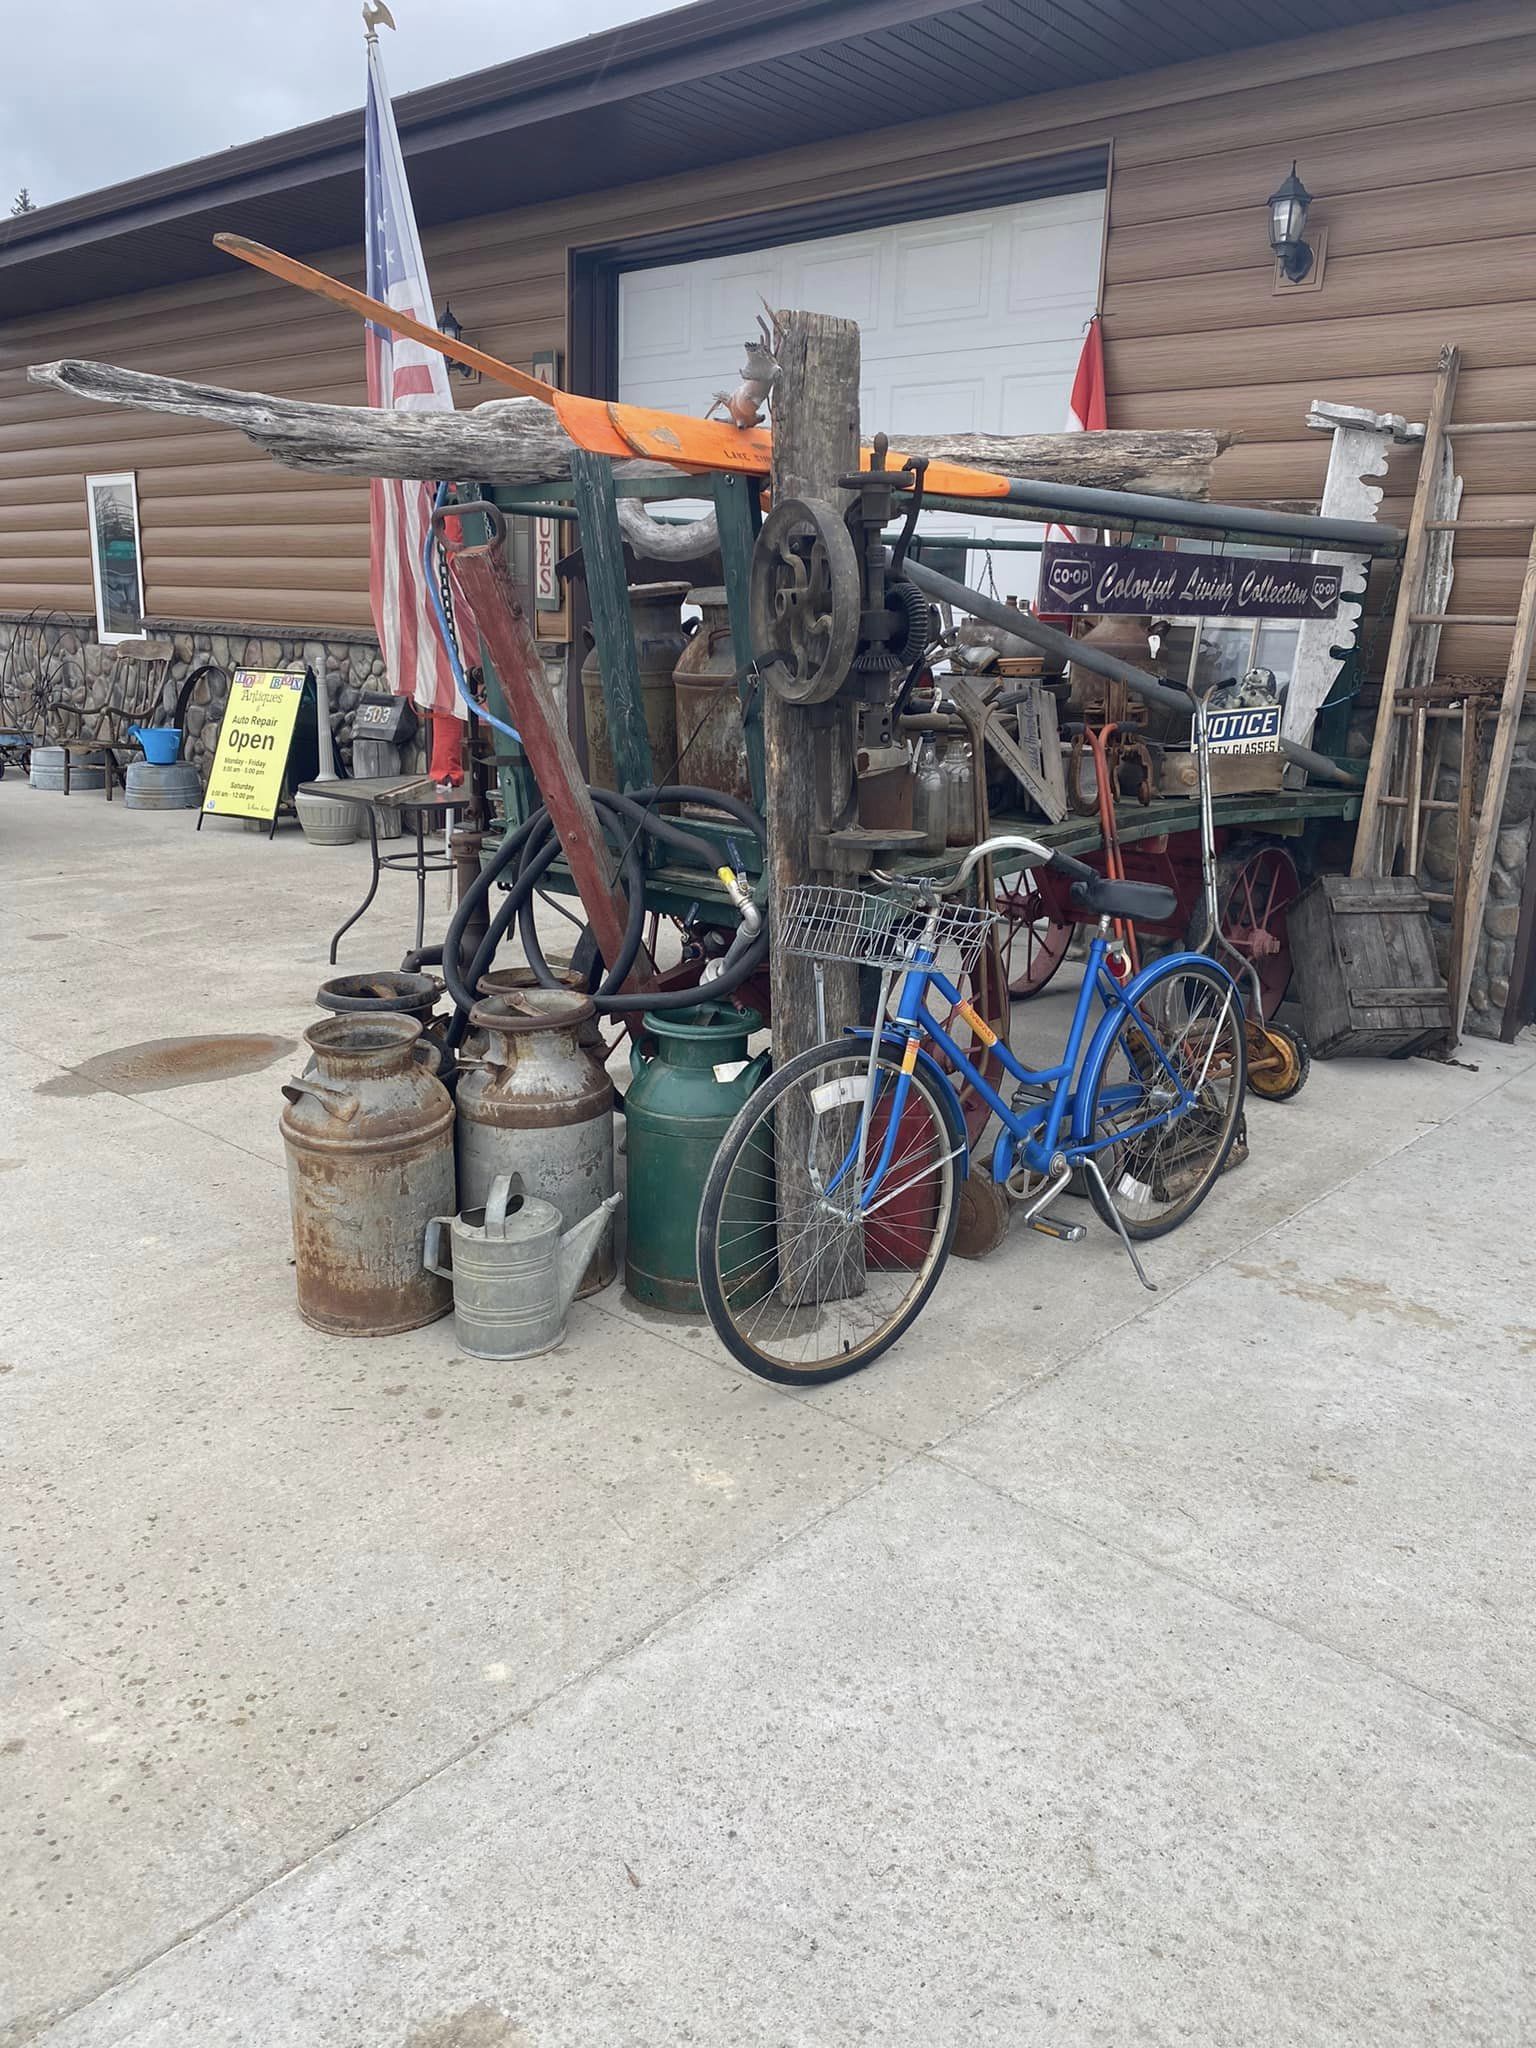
[201,669,306,823]
[1040,542,1344,620]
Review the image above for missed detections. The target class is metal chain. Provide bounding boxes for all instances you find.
[436,521,462,666]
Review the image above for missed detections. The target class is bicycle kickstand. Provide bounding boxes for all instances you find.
[1079,1158,1158,1293]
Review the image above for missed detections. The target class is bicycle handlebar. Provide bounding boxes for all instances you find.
[876,834,1098,897]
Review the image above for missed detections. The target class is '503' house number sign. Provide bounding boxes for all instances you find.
[1039,542,1344,621]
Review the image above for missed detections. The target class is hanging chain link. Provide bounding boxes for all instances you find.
[436,519,462,667]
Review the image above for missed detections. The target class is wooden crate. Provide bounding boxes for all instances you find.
[1288,874,1450,1057]
[1158,748,1286,799]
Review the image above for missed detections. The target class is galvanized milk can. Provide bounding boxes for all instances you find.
[279,1015,455,1335]
[455,989,616,1296]
[425,1174,622,1360]
[581,581,689,790]
[624,1003,768,1313]
[672,587,751,804]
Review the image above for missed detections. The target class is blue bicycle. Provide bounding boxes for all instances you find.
[696,834,1247,1383]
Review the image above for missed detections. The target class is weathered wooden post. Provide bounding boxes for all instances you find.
[763,311,865,1305]
[765,310,862,1065]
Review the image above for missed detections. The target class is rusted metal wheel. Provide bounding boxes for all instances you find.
[1191,840,1302,1018]
[1245,1018,1311,1102]
[994,869,1073,999]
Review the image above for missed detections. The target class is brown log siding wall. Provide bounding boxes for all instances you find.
[2,0,1533,663]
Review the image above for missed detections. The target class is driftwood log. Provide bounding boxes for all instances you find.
[28,358,1230,498]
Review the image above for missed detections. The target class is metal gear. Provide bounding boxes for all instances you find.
[885,579,936,667]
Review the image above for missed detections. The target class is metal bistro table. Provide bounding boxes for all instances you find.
[298,776,459,963]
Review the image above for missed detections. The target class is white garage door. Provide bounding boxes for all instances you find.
[617,186,1106,601]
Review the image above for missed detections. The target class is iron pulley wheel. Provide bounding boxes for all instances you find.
[750,496,861,704]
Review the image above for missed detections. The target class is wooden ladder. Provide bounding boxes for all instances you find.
[1352,343,1536,1034]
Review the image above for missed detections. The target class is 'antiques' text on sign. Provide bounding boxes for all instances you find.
[202,669,305,820]
[1039,542,1344,621]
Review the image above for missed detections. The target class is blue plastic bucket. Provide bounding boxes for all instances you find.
[131,726,181,765]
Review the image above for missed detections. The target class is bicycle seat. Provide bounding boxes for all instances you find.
[1070,875,1179,922]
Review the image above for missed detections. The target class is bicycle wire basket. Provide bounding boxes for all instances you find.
[778,882,999,978]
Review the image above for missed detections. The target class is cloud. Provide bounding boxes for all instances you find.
[1,0,675,210]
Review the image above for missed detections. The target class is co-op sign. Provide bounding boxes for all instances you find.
[1039,542,1344,621]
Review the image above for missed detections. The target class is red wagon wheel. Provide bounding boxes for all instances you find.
[993,868,1073,999]
[1195,841,1302,1018]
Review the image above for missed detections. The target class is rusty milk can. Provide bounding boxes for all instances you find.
[672,587,751,804]
[279,1014,456,1335]
[581,581,689,789]
[455,989,617,1296]
[316,969,449,1073]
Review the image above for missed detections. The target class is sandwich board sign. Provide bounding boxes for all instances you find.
[200,669,306,828]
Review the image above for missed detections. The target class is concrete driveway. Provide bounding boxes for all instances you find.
[4,780,1533,2047]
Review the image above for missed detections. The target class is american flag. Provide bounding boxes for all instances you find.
[363,33,465,768]
[1037,314,1107,624]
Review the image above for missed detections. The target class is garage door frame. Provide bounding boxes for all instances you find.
[568,143,1109,400]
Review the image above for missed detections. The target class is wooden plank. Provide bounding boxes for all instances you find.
[447,527,641,992]
[1106,165,1536,288]
[1209,436,1536,508]
[136,588,375,630]
[1452,525,1536,1034]
[1111,97,1536,228]
[1353,346,1460,878]
[1110,29,1536,172]
[1110,363,1536,442]
[1107,301,1536,397]
[135,524,372,559]
[1104,236,1536,344]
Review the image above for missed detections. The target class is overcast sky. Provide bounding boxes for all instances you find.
[3,0,678,213]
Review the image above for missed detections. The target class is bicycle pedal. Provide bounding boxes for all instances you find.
[1027,1215,1086,1242]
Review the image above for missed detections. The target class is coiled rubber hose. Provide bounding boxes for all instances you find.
[440,785,768,1049]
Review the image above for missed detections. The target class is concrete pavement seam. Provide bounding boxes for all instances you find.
[923,1452,1536,1766]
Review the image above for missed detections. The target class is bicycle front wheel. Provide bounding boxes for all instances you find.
[696,1042,963,1385]
[1082,958,1247,1239]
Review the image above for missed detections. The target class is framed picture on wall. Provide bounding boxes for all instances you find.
[84,472,146,643]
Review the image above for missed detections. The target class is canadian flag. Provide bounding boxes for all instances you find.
[1036,314,1107,624]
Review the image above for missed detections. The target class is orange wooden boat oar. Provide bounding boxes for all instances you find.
[213,231,1011,498]
[214,233,558,401]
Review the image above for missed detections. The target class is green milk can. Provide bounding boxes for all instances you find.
[623,1002,768,1313]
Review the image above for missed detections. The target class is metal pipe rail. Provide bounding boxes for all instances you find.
[922,479,1404,556]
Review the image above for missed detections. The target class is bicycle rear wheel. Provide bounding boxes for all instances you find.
[1081,958,1246,1239]
[696,1042,962,1385]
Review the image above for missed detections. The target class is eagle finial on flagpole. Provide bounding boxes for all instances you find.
[363,1,395,42]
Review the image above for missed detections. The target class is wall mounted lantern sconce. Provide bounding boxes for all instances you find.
[436,300,479,380]
[1267,163,1317,285]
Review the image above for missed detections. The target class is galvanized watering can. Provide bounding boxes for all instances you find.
[424,1173,621,1361]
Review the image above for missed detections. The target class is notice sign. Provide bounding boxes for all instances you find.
[202,669,305,820]
[1039,542,1344,621]
[1207,704,1282,754]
